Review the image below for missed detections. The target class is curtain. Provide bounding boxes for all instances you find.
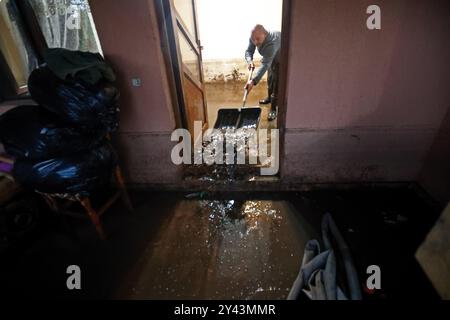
[28,0,101,53]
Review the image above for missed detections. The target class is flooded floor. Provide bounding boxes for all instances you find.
[0,187,442,299]
[117,199,315,299]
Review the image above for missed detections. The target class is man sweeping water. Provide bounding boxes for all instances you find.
[244,24,281,121]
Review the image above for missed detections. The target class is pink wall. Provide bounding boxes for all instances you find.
[90,0,181,184]
[419,108,450,206]
[90,0,450,197]
[283,0,450,184]
[90,0,175,133]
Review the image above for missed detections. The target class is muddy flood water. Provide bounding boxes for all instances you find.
[0,188,440,300]
[117,198,316,299]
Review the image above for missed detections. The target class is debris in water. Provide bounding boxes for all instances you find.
[382,210,409,225]
[189,127,261,182]
[185,191,208,199]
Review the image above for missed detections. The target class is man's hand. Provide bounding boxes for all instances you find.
[248,62,255,71]
[245,80,254,93]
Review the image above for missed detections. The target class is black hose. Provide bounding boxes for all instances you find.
[322,213,362,300]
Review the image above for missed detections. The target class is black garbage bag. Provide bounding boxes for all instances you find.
[28,66,120,132]
[13,142,117,196]
[0,105,105,160]
[43,48,116,85]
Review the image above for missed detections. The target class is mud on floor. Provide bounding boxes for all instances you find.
[0,187,442,300]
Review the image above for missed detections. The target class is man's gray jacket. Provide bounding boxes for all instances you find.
[245,31,281,85]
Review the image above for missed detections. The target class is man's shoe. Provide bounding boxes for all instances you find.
[268,107,278,121]
[259,97,271,105]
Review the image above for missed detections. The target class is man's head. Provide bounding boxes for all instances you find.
[250,24,268,47]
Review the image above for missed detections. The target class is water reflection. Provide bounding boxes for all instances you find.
[120,199,310,300]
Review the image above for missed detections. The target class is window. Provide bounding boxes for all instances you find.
[178,27,201,82]
[27,0,102,53]
[173,0,196,40]
[0,0,103,101]
[0,0,38,93]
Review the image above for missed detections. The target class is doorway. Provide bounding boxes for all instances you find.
[156,0,288,180]
[197,0,283,132]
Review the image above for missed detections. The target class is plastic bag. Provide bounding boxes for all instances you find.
[43,48,116,85]
[0,105,105,160]
[13,142,117,196]
[28,66,120,132]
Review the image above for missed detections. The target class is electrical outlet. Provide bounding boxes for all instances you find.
[132,78,142,87]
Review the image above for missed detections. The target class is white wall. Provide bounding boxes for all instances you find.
[197,0,283,61]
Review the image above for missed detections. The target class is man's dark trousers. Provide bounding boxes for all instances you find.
[268,50,280,111]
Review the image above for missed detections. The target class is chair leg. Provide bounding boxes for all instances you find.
[80,198,107,240]
[115,165,134,213]
[42,194,59,212]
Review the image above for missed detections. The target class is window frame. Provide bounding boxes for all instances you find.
[0,0,47,103]
[0,51,19,102]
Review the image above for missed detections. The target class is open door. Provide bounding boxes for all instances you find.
[160,0,208,136]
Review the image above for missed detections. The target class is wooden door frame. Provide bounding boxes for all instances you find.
[276,0,292,178]
[155,0,292,176]
[154,0,187,129]
[154,0,208,133]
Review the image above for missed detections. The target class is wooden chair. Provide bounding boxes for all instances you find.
[2,134,132,240]
[40,165,133,240]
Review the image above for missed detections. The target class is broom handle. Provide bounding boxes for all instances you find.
[242,67,255,108]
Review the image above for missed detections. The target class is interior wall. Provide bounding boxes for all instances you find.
[90,0,450,191]
[419,108,450,206]
[90,0,181,184]
[282,0,450,184]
